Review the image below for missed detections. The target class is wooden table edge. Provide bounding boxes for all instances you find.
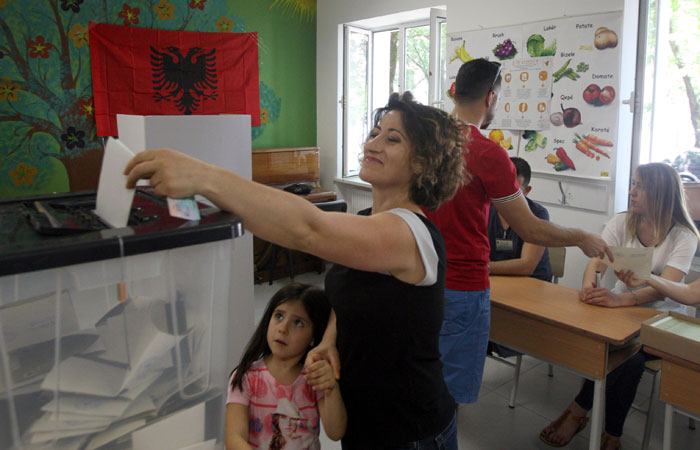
[643,345,700,371]
[490,301,647,346]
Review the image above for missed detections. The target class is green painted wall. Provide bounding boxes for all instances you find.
[0,0,316,197]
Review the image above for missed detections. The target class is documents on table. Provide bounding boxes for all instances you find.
[601,246,653,280]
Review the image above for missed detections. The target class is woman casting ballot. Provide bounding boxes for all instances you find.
[125,92,465,449]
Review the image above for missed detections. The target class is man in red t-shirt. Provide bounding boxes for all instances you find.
[425,58,612,405]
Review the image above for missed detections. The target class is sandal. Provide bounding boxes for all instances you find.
[600,433,621,450]
[539,408,590,447]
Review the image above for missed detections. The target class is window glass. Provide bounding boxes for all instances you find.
[372,30,399,117]
[639,0,700,180]
[404,25,430,105]
[345,30,370,175]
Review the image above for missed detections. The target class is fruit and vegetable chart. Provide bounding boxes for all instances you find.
[447,11,622,180]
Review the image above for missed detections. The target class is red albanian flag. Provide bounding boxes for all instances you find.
[89,22,260,137]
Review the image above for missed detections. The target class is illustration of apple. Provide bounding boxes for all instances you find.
[583,84,601,104]
[599,86,615,104]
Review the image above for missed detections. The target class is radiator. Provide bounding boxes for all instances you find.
[336,183,372,214]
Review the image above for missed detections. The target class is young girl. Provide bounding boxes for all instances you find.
[225,283,346,450]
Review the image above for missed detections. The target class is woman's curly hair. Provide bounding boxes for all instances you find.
[370,92,469,210]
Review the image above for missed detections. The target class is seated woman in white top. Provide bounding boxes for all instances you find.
[541,162,699,450]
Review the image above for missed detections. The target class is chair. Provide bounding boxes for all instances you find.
[487,247,566,408]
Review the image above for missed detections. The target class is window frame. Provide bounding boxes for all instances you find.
[341,9,446,178]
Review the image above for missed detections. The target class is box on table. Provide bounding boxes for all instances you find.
[640,311,700,365]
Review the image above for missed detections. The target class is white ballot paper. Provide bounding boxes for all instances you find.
[96,138,136,228]
[601,246,653,280]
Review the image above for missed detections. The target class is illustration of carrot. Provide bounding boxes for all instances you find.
[585,134,614,147]
[575,134,611,158]
[574,139,595,158]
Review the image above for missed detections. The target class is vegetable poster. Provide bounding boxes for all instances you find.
[446,11,623,180]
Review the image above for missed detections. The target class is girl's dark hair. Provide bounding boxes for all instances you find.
[230,283,330,391]
[370,92,468,210]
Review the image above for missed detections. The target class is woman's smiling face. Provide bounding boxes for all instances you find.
[359,110,415,188]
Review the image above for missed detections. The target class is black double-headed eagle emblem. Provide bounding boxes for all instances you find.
[150,46,218,114]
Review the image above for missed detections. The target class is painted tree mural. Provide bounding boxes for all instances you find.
[0,0,304,198]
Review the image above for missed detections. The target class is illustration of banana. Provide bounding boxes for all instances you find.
[449,41,473,64]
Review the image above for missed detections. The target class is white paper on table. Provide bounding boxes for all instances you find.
[601,246,653,280]
[95,138,136,228]
[41,357,127,397]
[41,394,131,419]
[85,418,147,450]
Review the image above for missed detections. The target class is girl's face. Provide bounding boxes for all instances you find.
[629,173,649,216]
[266,299,314,362]
[359,110,415,188]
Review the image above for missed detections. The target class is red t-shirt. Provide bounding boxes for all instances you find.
[425,125,521,291]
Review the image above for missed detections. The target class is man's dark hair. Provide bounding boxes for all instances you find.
[454,58,502,104]
[510,157,531,187]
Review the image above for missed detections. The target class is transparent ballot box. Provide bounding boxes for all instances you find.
[0,191,243,450]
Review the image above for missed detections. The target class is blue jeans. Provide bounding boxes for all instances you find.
[393,413,458,450]
[439,288,491,404]
[340,414,458,450]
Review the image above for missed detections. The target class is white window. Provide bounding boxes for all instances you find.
[634,0,700,180]
[341,9,447,177]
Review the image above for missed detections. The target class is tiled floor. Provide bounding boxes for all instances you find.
[254,272,699,450]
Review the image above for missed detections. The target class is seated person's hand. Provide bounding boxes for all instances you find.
[304,353,337,393]
[580,287,624,307]
[578,282,596,302]
[614,269,647,289]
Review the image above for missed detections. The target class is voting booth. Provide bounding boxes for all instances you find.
[0,190,244,449]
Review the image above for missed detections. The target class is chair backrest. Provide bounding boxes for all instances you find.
[548,247,566,283]
[314,199,347,213]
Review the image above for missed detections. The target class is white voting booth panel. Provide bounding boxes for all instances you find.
[116,113,256,403]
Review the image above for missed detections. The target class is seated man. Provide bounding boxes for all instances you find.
[487,157,552,357]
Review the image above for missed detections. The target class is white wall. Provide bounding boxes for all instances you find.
[317,0,639,288]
